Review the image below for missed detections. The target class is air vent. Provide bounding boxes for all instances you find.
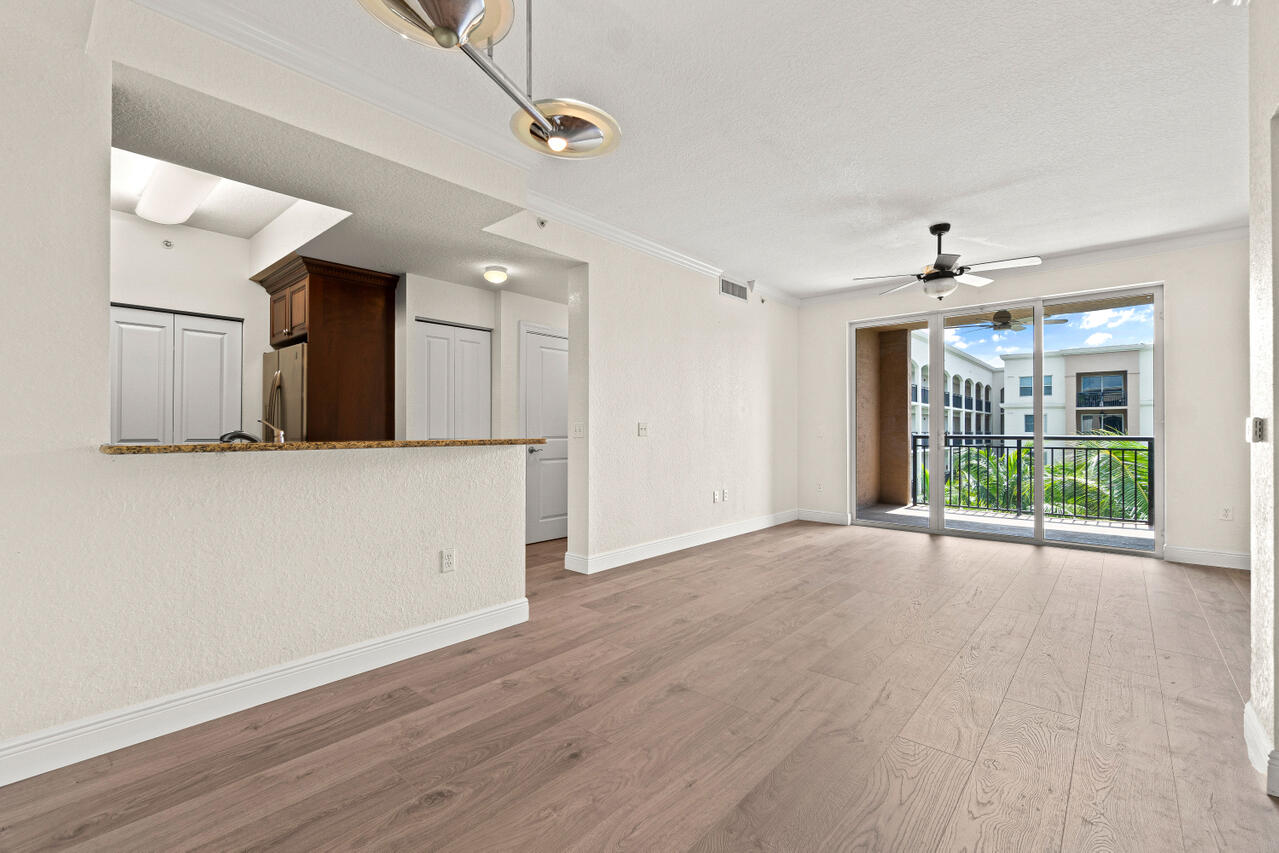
[720,277,749,302]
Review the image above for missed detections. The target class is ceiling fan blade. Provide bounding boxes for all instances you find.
[934,253,961,271]
[880,279,919,295]
[964,256,1043,273]
[951,323,994,329]
[955,273,994,287]
[1043,318,1069,325]
[852,273,916,281]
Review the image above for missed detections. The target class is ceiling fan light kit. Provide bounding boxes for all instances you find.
[853,222,1043,300]
[356,0,620,159]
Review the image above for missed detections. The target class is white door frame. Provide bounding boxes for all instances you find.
[846,281,1165,558]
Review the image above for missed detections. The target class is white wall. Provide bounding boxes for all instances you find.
[110,210,268,432]
[394,273,568,440]
[798,237,1250,560]
[0,1,525,744]
[495,289,569,438]
[1248,0,1279,782]
[489,212,801,560]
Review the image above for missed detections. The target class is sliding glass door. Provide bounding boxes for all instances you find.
[939,305,1037,538]
[852,286,1161,555]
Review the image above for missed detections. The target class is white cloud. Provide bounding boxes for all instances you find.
[1085,332,1113,346]
[989,333,1001,341]
[1080,309,1114,329]
[944,329,969,350]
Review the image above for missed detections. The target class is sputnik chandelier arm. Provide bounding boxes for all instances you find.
[356,0,620,158]
[457,41,558,138]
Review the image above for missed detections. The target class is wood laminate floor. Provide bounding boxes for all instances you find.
[2,522,1276,851]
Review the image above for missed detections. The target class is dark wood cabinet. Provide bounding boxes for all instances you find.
[269,290,292,344]
[254,255,398,441]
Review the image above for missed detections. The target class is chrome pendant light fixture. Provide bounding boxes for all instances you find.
[356,0,620,159]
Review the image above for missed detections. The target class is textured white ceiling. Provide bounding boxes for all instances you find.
[112,67,577,303]
[110,147,299,239]
[134,0,1248,298]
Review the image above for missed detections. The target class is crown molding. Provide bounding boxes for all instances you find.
[127,0,542,172]
[525,190,724,279]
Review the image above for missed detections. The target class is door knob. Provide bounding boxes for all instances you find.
[528,446,544,454]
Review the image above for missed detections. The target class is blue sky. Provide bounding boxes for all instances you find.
[943,303,1154,369]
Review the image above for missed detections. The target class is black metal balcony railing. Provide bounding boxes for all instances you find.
[944,392,951,406]
[911,384,918,402]
[921,387,929,404]
[1077,390,1127,408]
[985,401,992,413]
[965,396,975,410]
[910,433,1153,525]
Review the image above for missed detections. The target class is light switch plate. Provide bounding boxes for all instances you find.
[572,422,585,438]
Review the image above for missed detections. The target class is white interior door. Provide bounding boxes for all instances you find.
[110,306,173,445]
[173,315,242,442]
[453,326,492,439]
[522,327,568,543]
[413,321,492,440]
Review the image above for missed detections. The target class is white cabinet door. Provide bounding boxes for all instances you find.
[453,326,492,440]
[110,307,173,445]
[413,321,492,440]
[522,328,568,543]
[173,315,243,443]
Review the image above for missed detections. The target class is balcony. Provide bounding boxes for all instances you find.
[964,395,975,410]
[921,387,929,404]
[911,384,918,402]
[985,401,992,413]
[1077,389,1127,408]
[908,433,1153,526]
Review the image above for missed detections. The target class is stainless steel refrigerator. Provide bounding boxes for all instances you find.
[262,342,307,442]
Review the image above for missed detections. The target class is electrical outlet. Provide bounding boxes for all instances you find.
[1220,507,1234,522]
[637,422,649,437]
[721,488,729,503]
[572,422,585,438]
[440,548,456,573]
[712,490,720,503]
[817,482,823,493]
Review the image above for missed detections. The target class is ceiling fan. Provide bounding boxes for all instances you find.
[854,223,1043,300]
[951,309,1068,332]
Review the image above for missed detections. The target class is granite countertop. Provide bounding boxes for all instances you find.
[99,438,548,455]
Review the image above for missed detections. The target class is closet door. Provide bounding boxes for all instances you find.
[173,315,243,442]
[418,322,456,440]
[453,327,492,439]
[412,321,492,440]
[110,306,173,445]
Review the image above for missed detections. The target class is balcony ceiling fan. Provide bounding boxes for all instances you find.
[951,309,1067,333]
[854,224,1043,300]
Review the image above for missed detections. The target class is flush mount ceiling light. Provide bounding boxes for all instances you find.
[134,162,221,225]
[356,0,620,159]
[483,265,509,284]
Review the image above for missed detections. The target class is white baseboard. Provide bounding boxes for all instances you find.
[798,509,852,525]
[565,510,800,575]
[1164,545,1251,571]
[1244,701,1279,795]
[0,598,529,788]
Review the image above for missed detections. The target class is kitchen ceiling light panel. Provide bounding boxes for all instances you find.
[134,162,221,225]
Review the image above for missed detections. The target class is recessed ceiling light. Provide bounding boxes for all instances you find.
[483,265,509,284]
